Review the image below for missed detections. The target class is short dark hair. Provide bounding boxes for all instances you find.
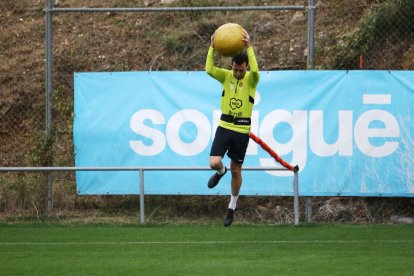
[232,52,248,66]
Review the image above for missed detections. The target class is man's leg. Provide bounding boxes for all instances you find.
[210,156,223,171]
[208,127,229,189]
[223,160,242,227]
[207,156,227,189]
[230,159,242,198]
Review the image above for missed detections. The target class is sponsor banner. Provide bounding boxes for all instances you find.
[74,71,414,196]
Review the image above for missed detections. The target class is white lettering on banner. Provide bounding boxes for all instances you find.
[309,111,353,157]
[363,94,391,105]
[129,94,400,175]
[354,110,400,157]
[130,109,166,156]
[166,110,211,156]
[355,94,399,157]
[258,110,307,176]
[130,109,211,156]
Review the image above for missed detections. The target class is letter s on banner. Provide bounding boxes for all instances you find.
[129,109,166,156]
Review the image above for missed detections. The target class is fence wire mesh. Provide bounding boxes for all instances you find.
[314,0,414,69]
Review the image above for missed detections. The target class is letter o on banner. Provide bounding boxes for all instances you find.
[166,109,211,156]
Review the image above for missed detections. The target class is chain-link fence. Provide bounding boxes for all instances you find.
[1,0,413,218]
[314,0,414,69]
[0,0,45,166]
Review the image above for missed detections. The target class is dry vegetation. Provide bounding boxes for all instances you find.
[0,0,413,223]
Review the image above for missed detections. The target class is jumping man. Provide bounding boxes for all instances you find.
[205,29,260,226]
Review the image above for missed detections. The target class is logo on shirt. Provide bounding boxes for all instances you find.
[230,98,243,110]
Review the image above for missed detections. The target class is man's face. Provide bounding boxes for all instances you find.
[232,62,247,80]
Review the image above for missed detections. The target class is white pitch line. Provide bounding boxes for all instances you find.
[0,240,412,245]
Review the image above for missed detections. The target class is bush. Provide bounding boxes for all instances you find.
[333,0,414,69]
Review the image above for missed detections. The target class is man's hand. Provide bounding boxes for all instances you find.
[211,32,215,47]
[242,29,251,48]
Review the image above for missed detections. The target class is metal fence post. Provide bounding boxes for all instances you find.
[293,171,299,225]
[306,197,313,222]
[307,0,315,69]
[304,0,315,222]
[45,0,53,214]
[139,169,145,224]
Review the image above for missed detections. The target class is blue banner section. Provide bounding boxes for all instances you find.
[74,71,414,196]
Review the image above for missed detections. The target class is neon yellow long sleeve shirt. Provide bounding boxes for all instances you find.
[205,46,260,134]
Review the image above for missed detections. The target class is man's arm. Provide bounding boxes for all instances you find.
[242,30,260,86]
[247,47,260,86]
[205,33,226,83]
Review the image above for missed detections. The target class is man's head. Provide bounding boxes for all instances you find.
[231,53,249,80]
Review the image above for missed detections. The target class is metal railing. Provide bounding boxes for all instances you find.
[49,6,306,13]
[0,166,299,225]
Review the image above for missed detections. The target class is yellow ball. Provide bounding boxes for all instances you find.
[213,23,245,57]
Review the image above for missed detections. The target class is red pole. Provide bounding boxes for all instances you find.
[359,54,363,69]
[249,132,299,172]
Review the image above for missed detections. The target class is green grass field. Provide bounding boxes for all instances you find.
[0,223,413,275]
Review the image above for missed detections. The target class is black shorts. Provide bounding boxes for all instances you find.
[210,126,250,164]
